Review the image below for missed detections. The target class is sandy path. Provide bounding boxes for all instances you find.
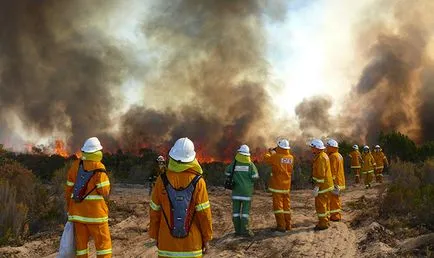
[0,183,382,258]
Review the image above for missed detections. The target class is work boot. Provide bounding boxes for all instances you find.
[241,230,255,237]
[275,227,286,233]
[232,217,241,235]
[314,225,328,231]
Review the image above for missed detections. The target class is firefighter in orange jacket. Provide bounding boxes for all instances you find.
[310,139,334,230]
[349,145,363,184]
[65,137,112,258]
[149,137,213,258]
[263,139,294,232]
[373,145,389,183]
[361,145,376,189]
[326,139,346,222]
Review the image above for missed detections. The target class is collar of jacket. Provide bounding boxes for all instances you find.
[314,150,325,161]
[276,146,290,155]
[235,153,251,163]
[81,151,103,162]
[168,158,203,174]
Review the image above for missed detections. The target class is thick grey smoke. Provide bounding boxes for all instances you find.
[0,0,126,150]
[120,0,287,159]
[295,96,332,138]
[347,0,434,143]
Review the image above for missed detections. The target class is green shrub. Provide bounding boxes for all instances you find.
[0,180,28,245]
[380,159,434,229]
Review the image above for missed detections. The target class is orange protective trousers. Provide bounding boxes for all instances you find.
[352,168,361,184]
[329,193,342,221]
[272,193,291,230]
[315,192,330,228]
[74,222,112,258]
[364,172,374,187]
[375,168,384,183]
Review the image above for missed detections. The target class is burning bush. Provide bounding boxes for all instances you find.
[380,159,434,229]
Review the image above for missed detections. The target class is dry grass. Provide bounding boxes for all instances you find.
[0,180,29,245]
[381,159,434,229]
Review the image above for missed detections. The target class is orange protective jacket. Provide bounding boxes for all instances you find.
[328,150,346,190]
[312,151,334,194]
[65,160,110,224]
[149,169,212,258]
[263,147,294,193]
[373,151,389,169]
[349,150,362,169]
[361,152,376,173]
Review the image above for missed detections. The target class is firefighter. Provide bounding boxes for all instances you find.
[349,145,363,184]
[149,137,213,258]
[372,145,389,183]
[310,139,334,230]
[326,139,346,222]
[147,155,167,196]
[264,139,294,232]
[225,144,259,237]
[361,146,376,189]
[65,137,112,258]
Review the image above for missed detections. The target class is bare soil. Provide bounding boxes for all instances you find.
[0,181,429,257]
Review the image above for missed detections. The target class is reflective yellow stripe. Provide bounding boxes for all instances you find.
[68,215,108,223]
[375,166,384,169]
[274,210,284,214]
[317,212,329,218]
[196,201,210,211]
[76,248,89,255]
[96,181,110,188]
[268,188,289,193]
[318,186,334,194]
[351,166,361,168]
[70,194,104,200]
[158,249,202,257]
[361,170,374,174]
[96,249,112,255]
[330,209,341,214]
[150,200,161,211]
[338,185,346,190]
[66,181,74,186]
[312,177,324,183]
[378,174,383,177]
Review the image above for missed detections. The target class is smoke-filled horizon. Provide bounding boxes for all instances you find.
[1,0,434,159]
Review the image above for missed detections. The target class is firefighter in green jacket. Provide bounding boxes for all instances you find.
[225,144,259,237]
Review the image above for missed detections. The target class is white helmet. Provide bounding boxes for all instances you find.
[363,145,370,150]
[237,144,250,156]
[81,137,103,153]
[277,139,291,150]
[310,139,325,150]
[169,137,196,163]
[353,144,359,150]
[326,139,339,148]
[157,155,165,162]
[375,145,381,149]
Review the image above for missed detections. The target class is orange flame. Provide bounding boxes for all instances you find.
[54,139,69,157]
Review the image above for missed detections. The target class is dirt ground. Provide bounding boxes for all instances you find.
[0,180,421,257]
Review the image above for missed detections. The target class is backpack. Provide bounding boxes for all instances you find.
[224,160,236,190]
[160,173,202,238]
[72,160,107,203]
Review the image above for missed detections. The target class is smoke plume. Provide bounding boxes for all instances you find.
[347,0,434,144]
[120,0,287,160]
[0,0,126,150]
[295,96,332,138]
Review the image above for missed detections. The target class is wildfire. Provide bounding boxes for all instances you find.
[54,139,69,158]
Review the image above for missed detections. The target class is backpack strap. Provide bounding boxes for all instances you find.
[79,165,108,201]
[160,173,173,231]
[159,173,203,235]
